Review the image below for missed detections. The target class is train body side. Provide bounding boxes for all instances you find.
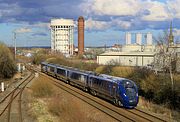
[67,69,89,91]
[40,62,138,108]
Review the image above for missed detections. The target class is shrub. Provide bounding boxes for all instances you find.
[31,76,54,97]
[0,43,16,78]
[48,94,62,116]
[48,95,90,122]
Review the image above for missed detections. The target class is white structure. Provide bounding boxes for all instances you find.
[125,32,131,45]
[146,32,152,45]
[97,52,155,66]
[136,33,142,45]
[51,19,74,56]
[97,32,157,66]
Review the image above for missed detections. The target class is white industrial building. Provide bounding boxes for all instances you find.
[97,32,156,66]
[51,18,74,56]
[97,52,155,66]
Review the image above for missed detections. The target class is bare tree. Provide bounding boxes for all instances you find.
[153,27,178,108]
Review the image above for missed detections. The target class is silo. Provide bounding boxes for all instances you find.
[146,32,152,45]
[136,33,142,45]
[126,32,131,45]
[78,16,85,55]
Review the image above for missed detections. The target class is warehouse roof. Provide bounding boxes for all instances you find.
[98,51,156,56]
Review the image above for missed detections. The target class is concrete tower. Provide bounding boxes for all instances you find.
[78,16,85,55]
[50,18,74,56]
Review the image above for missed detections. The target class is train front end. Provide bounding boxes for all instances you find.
[119,79,139,108]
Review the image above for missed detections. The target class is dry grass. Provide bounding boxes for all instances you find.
[95,66,105,73]
[31,76,54,98]
[111,66,134,77]
[138,97,180,121]
[95,66,134,78]
[48,94,96,122]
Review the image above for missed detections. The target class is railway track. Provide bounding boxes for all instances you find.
[0,72,35,122]
[37,69,167,122]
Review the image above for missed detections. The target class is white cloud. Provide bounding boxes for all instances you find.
[15,27,32,33]
[33,23,50,29]
[174,28,180,36]
[167,0,180,18]
[85,18,111,30]
[81,0,142,16]
[81,0,179,22]
[85,18,132,31]
[112,19,132,29]
[141,1,170,21]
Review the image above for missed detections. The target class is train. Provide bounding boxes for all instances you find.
[41,62,139,108]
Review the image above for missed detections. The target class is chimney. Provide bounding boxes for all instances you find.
[78,16,85,55]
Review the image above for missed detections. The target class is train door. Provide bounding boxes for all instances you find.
[111,83,117,97]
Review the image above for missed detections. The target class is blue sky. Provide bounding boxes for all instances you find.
[0,0,180,47]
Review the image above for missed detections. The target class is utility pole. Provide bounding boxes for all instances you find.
[13,32,16,60]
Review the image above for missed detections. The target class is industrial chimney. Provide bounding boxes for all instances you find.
[78,16,84,55]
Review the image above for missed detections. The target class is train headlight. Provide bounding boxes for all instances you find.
[136,93,138,97]
[123,93,126,97]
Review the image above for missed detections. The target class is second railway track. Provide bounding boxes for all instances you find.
[0,71,35,122]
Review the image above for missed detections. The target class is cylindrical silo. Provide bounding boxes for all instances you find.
[125,32,131,45]
[78,16,85,55]
[136,33,142,45]
[146,32,152,45]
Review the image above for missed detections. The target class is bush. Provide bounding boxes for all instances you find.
[48,94,62,116]
[48,95,90,122]
[0,43,16,78]
[31,76,54,97]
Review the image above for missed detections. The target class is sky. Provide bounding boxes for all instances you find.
[0,0,180,47]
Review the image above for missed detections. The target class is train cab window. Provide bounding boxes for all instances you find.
[121,80,134,88]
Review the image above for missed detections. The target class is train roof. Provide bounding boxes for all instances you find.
[92,74,134,84]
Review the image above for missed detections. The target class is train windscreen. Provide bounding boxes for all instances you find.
[122,80,137,103]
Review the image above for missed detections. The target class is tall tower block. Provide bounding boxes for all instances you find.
[78,16,85,55]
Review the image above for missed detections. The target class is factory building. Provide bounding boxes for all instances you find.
[78,16,85,55]
[50,18,74,56]
[97,52,155,66]
[97,32,156,66]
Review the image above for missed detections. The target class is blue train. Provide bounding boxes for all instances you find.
[41,62,139,108]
